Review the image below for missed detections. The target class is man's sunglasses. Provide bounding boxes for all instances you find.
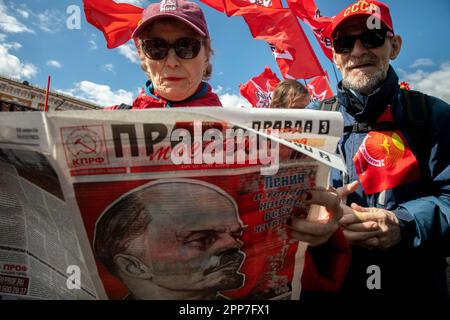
[141,37,203,60]
[333,30,394,54]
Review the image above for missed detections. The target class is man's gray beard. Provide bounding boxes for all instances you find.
[342,68,386,95]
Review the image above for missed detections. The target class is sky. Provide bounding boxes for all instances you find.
[0,0,449,108]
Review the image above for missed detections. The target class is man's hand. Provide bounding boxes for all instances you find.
[336,181,360,217]
[339,204,401,249]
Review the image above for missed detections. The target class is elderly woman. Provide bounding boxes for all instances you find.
[112,0,221,109]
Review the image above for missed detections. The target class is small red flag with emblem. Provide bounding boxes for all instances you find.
[83,0,143,49]
[353,107,421,195]
[306,74,334,101]
[240,66,281,108]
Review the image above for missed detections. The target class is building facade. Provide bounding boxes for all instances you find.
[0,75,100,111]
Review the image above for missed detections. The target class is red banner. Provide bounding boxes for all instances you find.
[306,75,334,101]
[235,6,325,79]
[200,0,283,13]
[200,0,325,79]
[240,66,281,108]
[83,0,143,49]
[286,0,333,61]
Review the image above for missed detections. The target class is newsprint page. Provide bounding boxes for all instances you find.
[0,107,345,300]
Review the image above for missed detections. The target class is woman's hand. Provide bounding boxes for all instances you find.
[288,182,359,246]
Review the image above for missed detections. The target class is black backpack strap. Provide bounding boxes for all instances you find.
[401,89,428,149]
[319,96,339,111]
[343,121,400,133]
[319,96,397,133]
[400,89,432,185]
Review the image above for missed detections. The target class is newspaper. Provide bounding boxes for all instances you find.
[0,107,344,300]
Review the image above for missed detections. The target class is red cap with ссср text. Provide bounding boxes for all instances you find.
[330,1,394,37]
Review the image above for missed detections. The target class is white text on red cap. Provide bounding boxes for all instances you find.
[344,1,380,17]
[160,0,177,12]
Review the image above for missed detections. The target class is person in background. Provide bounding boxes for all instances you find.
[270,79,311,109]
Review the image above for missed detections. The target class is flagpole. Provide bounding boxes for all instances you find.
[323,73,335,96]
[43,75,51,112]
[331,64,340,84]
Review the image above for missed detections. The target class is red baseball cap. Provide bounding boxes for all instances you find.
[132,0,209,38]
[330,1,394,37]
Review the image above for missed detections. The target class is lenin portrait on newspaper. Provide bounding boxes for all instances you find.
[93,179,246,300]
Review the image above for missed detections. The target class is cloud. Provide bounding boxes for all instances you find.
[15,9,29,19]
[20,63,38,79]
[117,42,140,64]
[213,85,224,95]
[64,81,134,107]
[10,2,32,19]
[47,60,62,69]
[34,9,64,33]
[410,58,435,69]
[88,39,98,50]
[213,86,251,108]
[0,0,33,33]
[399,62,450,103]
[3,41,21,50]
[219,93,252,108]
[1,2,63,34]
[102,64,115,73]
[0,41,37,79]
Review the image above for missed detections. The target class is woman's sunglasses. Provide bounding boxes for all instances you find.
[333,30,394,54]
[141,37,203,60]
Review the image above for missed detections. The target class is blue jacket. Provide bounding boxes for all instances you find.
[330,67,450,301]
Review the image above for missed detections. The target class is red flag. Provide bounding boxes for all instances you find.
[199,0,324,79]
[199,0,226,12]
[200,0,283,13]
[232,5,324,79]
[353,107,421,195]
[239,66,281,108]
[306,74,334,101]
[83,0,143,49]
[286,0,333,61]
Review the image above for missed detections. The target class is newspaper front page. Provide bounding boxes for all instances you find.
[0,113,97,299]
[0,108,344,300]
